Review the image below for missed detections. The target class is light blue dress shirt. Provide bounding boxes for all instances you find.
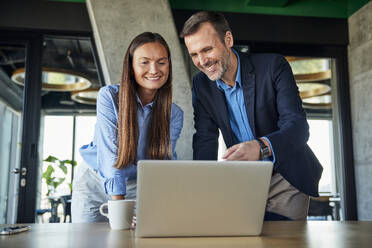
[79,84,184,196]
[216,49,275,162]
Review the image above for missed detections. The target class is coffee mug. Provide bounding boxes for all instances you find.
[99,199,135,230]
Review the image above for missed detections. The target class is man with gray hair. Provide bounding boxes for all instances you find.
[181,11,323,220]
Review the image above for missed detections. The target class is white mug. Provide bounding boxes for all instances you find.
[99,199,135,230]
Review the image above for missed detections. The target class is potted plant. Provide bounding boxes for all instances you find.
[42,155,77,222]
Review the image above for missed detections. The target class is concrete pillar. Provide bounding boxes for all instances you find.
[86,0,193,159]
[348,1,372,220]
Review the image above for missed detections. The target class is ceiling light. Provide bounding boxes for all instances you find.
[294,70,331,82]
[302,94,332,109]
[11,67,92,92]
[297,82,331,99]
[71,89,99,105]
[294,70,331,99]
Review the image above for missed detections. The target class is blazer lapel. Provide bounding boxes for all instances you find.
[210,83,235,147]
[240,53,257,137]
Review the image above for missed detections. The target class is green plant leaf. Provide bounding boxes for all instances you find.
[42,155,75,197]
[61,159,77,166]
[44,155,59,163]
[42,165,55,181]
[58,178,66,187]
[45,176,53,187]
[52,178,65,189]
[59,164,67,174]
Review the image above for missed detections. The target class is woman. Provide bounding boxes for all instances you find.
[71,32,183,223]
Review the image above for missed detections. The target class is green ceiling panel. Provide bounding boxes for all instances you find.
[51,0,371,18]
[347,0,371,16]
[169,0,370,18]
[245,0,290,7]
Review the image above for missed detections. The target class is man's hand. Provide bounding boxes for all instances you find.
[222,140,261,161]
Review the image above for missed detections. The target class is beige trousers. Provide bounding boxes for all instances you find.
[266,172,310,220]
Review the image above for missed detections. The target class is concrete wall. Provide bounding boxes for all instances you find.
[86,0,193,159]
[348,1,372,220]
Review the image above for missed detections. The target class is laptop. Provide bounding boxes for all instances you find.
[135,160,273,237]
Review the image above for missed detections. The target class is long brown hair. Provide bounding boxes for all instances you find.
[114,32,172,169]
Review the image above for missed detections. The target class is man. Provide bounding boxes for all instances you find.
[180,11,323,220]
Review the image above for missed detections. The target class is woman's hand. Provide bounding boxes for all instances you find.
[111,195,125,200]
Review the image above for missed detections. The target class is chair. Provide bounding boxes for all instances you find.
[35,208,51,223]
[307,196,334,220]
[60,195,72,223]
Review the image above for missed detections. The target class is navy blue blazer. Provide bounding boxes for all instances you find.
[191,52,323,197]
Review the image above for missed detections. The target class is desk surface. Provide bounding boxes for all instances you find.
[1,221,372,248]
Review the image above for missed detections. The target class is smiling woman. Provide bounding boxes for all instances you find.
[71,32,184,223]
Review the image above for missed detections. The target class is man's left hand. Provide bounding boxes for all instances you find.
[222,140,260,161]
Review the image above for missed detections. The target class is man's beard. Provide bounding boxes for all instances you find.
[201,49,230,81]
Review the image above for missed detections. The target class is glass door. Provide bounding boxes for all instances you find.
[0,43,25,224]
[0,32,43,224]
[37,35,101,223]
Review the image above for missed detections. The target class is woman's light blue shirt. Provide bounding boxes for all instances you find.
[79,85,184,196]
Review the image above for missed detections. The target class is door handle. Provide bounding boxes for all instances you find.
[12,167,27,175]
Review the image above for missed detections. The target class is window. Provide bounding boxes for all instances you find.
[38,115,96,222]
[308,120,334,193]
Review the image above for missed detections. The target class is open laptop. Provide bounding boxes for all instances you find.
[135,160,273,237]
